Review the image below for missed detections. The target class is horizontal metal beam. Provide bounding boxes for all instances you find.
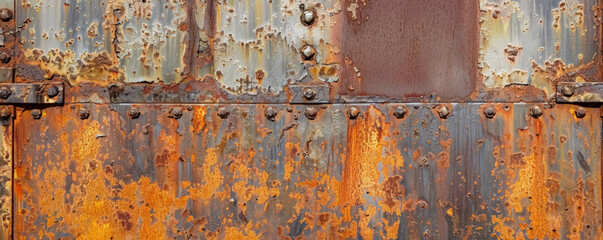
[556,82,603,103]
[0,82,63,104]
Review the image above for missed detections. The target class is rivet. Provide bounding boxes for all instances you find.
[484,107,496,118]
[393,106,407,119]
[305,107,318,120]
[0,9,12,22]
[46,86,59,98]
[128,108,140,119]
[437,106,451,119]
[31,109,42,119]
[303,88,316,100]
[347,107,360,119]
[0,53,10,63]
[301,45,316,61]
[301,10,316,25]
[265,107,277,121]
[170,107,183,119]
[217,107,230,119]
[79,107,90,119]
[530,106,542,118]
[0,107,10,119]
[575,107,586,118]
[560,85,574,97]
[0,86,10,99]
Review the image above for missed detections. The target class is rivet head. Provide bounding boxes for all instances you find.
[217,107,230,119]
[305,107,318,120]
[128,108,140,119]
[301,10,316,25]
[265,107,277,121]
[301,45,316,61]
[484,107,496,118]
[561,85,574,97]
[0,86,10,99]
[79,107,90,119]
[303,88,316,100]
[170,107,183,119]
[0,107,10,119]
[31,109,42,119]
[0,53,10,63]
[575,107,586,118]
[530,106,543,118]
[437,106,451,119]
[347,107,360,119]
[0,9,12,21]
[393,106,407,119]
[46,86,59,98]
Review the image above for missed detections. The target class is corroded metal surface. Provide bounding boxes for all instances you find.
[7,0,603,239]
[13,103,602,239]
[12,0,602,103]
[0,82,63,104]
[0,106,10,240]
[557,82,603,102]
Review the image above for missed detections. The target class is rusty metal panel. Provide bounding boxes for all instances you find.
[13,103,601,239]
[0,106,10,240]
[12,0,602,103]
[334,0,479,101]
[478,0,600,100]
[17,0,188,83]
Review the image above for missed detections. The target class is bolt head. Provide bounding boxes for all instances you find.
[561,85,574,97]
[0,107,10,119]
[0,86,10,99]
[79,107,90,119]
[484,107,496,118]
[265,107,278,121]
[437,106,451,119]
[128,108,140,119]
[0,9,12,22]
[31,109,42,119]
[530,106,543,118]
[305,107,318,120]
[301,45,316,61]
[393,106,407,119]
[303,88,316,100]
[347,107,360,119]
[301,10,316,25]
[46,86,59,98]
[575,107,586,118]
[217,107,230,119]
[170,107,183,119]
[0,53,10,63]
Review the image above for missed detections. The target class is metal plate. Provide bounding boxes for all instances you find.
[557,82,603,103]
[13,103,602,239]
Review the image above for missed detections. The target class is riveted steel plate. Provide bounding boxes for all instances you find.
[13,103,602,239]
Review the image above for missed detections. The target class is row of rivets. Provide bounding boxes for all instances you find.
[31,106,587,121]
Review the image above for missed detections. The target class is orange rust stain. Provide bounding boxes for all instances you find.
[437,139,452,170]
[339,106,386,214]
[191,106,207,134]
[383,218,400,239]
[189,148,223,201]
[224,222,261,239]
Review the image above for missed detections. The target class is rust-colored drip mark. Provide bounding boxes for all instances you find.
[339,106,385,220]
